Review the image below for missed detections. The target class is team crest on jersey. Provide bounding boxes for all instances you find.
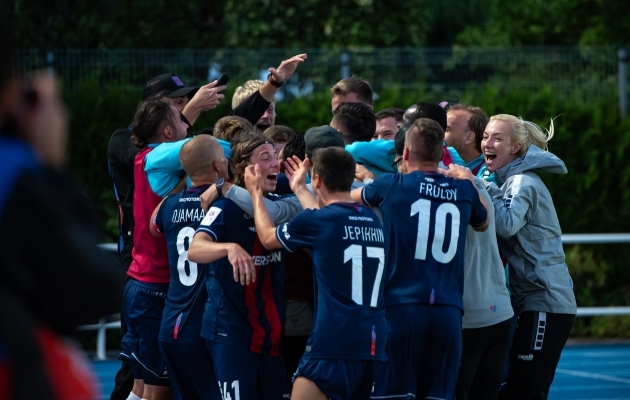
[282,224,290,239]
[354,205,363,212]
[489,305,497,312]
[243,212,252,219]
[200,207,221,226]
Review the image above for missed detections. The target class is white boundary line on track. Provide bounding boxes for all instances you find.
[555,368,630,385]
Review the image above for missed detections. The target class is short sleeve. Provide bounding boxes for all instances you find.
[361,173,396,208]
[154,194,176,234]
[275,209,318,253]
[195,198,231,242]
[466,181,488,227]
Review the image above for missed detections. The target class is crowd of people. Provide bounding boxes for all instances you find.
[105,52,578,400]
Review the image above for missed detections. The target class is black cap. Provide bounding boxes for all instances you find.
[390,127,406,157]
[142,73,199,101]
[402,102,447,131]
[304,125,345,157]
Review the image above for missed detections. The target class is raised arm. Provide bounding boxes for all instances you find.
[231,54,307,125]
[245,165,283,250]
[200,181,302,223]
[284,155,319,210]
[182,80,227,126]
[439,165,490,232]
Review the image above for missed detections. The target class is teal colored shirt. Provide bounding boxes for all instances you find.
[145,138,232,197]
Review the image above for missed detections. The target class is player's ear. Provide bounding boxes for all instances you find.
[312,174,322,189]
[163,124,173,140]
[510,142,522,155]
[402,147,410,161]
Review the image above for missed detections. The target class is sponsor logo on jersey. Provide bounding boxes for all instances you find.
[518,354,534,361]
[243,212,252,219]
[200,207,221,226]
[282,224,290,239]
[252,251,282,266]
[425,177,435,182]
[248,227,257,232]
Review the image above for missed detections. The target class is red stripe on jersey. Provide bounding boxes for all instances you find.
[261,260,282,356]
[245,265,265,353]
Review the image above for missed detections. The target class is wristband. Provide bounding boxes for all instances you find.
[267,73,285,88]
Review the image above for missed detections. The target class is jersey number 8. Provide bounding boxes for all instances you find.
[176,227,198,286]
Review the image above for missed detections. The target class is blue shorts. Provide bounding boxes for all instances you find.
[372,304,462,400]
[118,278,170,386]
[294,357,377,400]
[206,340,289,400]
[160,341,222,400]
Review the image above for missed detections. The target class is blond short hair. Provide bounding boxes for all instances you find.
[232,79,265,109]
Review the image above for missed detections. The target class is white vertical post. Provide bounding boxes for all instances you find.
[619,47,627,118]
[96,317,106,360]
[340,51,350,79]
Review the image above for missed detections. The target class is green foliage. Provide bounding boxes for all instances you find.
[566,244,630,337]
[217,0,431,48]
[11,0,224,48]
[64,79,630,336]
[456,0,630,46]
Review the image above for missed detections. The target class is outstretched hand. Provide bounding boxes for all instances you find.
[439,164,474,182]
[269,53,307,84]
[227,243,256,285]
[189,80,227,112]
[244,164,265,196]
[284,155,310,193]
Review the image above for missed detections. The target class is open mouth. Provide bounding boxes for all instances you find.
[256,122,271,132]
[266,172,278,182]
[484,151,497,162]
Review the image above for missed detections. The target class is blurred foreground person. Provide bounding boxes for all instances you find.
[0,7,123,398]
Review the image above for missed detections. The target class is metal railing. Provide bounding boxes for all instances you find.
[15,46,622,101]
[85,233,630,360]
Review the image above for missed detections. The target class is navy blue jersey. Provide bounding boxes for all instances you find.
[156,186,210,343]
[196,196,285,355]
[362,171,487,310]
[276,202,388,361]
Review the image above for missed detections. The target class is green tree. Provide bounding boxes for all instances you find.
[455,0,630,46]
[221,0,430,48]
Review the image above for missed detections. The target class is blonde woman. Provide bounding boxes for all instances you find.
[482,114,576,399]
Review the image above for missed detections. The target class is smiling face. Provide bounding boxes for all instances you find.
[249,143,280,193]
[374,116,398,140]
[254,101,276,134]
[445,110,472,152]
[481,119,521,172]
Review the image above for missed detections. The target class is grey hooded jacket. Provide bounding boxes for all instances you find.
[485,146,577,315]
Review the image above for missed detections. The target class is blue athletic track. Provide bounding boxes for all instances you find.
[91,342,630,399]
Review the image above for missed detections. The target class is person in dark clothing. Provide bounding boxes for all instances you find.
[0,11,124,396]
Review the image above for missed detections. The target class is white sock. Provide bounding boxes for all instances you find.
[126,393,141,400]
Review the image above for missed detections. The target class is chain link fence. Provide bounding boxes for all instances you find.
[15,46,622,101]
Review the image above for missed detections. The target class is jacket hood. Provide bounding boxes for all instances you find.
[494,145,567,186]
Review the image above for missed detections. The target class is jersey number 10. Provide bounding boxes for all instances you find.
[411,199,460,264]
